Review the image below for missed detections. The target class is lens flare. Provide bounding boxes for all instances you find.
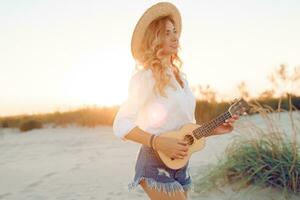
[147,102,168,128]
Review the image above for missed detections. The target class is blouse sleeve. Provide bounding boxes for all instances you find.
[112,70,150,141]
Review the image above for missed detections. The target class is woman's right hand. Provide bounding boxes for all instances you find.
[154,136,189,159]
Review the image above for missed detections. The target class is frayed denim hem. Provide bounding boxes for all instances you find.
[182,181,194,193]
[128,176,193,196]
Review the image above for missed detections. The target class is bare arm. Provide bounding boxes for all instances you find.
[125,127,189,159]
[124,126,152,147]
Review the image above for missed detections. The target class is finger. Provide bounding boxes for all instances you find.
[225,119,231,123]
[180,144,189,150]
[225,119,233,123]
[228,119,235,123]
[224,122,233,126]
[177,148,188,154]
[229,117,237,123]
[178,141,188,146]
[227,118,235,122]
[178,153,188,157]
[176,146,188,153]
[174,155,184,159]
[180,148,189,153]
[177,152,188,158]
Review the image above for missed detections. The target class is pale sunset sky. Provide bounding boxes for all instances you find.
[1,0,299,116]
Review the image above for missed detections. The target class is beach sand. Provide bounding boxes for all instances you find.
[0,112,299,200]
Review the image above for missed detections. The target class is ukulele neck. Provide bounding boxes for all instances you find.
[193,111,232,139]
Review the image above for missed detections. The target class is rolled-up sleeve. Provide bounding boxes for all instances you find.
[113,70,150,141]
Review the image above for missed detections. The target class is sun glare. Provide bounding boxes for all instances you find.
[62,50,130,107]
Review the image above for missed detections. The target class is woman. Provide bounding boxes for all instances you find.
[113,2,239,200]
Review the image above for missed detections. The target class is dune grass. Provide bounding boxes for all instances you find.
[0,105,118,130]
[0,95,299,132]
[195,95,300,124]
[19,120,43,132]
[193,98,300,198]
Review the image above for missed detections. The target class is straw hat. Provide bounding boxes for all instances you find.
[131,2,182,61]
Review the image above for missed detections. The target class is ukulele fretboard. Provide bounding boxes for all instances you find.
[192,111,232,139]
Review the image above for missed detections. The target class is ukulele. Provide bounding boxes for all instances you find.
[155,98,250,170]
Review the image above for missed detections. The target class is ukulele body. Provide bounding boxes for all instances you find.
[156,123,206,170]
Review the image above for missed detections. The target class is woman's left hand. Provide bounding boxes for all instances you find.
[213,114,239,135]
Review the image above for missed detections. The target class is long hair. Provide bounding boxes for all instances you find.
[135,15,184,98]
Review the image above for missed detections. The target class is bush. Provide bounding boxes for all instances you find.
[1,121,9,128]
[194,102,300,197]
[19,120,43,132]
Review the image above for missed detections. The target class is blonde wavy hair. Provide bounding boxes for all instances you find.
[135,16,184,98]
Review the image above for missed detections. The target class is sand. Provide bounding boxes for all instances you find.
[0,112,299,200]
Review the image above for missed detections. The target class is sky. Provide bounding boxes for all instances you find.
[0,0,300,116]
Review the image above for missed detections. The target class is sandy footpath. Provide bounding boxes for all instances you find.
[0,112,299,200]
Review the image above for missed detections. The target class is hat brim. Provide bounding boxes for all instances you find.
[131,2,182,61]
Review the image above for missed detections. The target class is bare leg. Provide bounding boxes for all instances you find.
[183,191,188,199]
[140,179,187,200]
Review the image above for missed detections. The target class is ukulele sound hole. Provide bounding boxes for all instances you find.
[184,134,194,145]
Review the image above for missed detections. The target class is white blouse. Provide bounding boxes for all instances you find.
[113,67,196,141]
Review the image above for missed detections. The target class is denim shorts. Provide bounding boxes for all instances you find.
[128,145,193,196]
